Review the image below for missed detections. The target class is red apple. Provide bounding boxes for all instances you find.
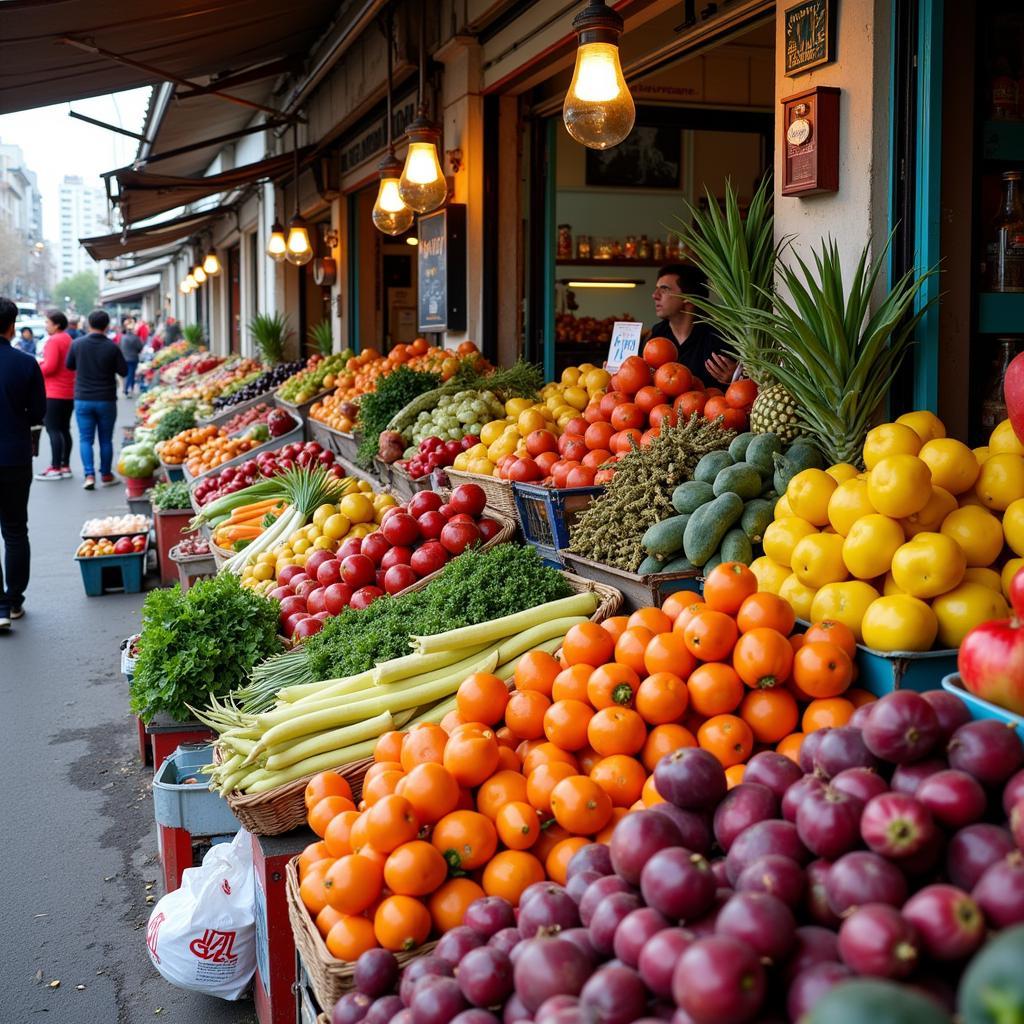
[958,614,1024,716]
[1004,350,1024,446]
[293,578,319,600]
[1011,566,1024,618]
[341,553,376,588]
[360,532,392,565]
[323,582,353,615]
[316,559,342,587]
[384,564,418,595]
[350,585,384,610]
[417,510,447,540]
[306,587,328,615]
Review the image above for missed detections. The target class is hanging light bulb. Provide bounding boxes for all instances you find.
[193,264,207,285]
[266,218,287,262]
[202,249,221,276]
[179,280,190,294]
[185,273,197,290]
[285,215,314,266]
[373,152,415,236]
[563,0,635,150]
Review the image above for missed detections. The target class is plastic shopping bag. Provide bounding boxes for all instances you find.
[145,829,256,1000]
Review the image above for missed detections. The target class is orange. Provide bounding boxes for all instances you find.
[562,621,616,667]
[643,632,698,679]
[600,615,631,644]
[587,663,641,710]
[543,699,595,751]
[324,854,384,914]
[373,730,405,763]
[473,771,528,822]
[641,774,665,806]
[395,762,460,825]
[627,607,673,635]
[505,690,551,740]
[595,806,629,843]
[526,761,577,814]
[739,688,799,744]
[482,850,546,905]
[687,662,744,716]
[662,591,698,623]
[326,915,378,961]
[347,814,371,856]
[308,795,356,838]
[298,840,331,880]
[552,664,593,702]
[305,772,354,812]
[323,809,361,859]
[683,610,739,662]
[697,714,754,768]
[703,562,759,614]
[550,775,613,835]
[443,723,501,787]
[614,626,655,674]
[545,837,591,886]
[725,764,746,789]
[671,600,710,634]
[440,709,466,734]
[456,673,510,726]
[522,741,578,776]
[776,732,805,763]
[587,707,647,757]
[428,878,486,933]
[732,628,795,690]
[792,642,853,699]
[641,723,697,772]
[496,746,521,772]
[804,619,858,660]
[400,724,448,771]
[495,726,519,750]
[736,593,796,636]
[431,810,498,872]
[315,905,344,938]
[846,687,877,708]
[590,754,647,807]
[383,840,448,896]
[802,697,855,731]
[365,760,403,783]
[299,859,333,915]
[635,671,689,724]
[374,895,432,951]
[364,794,419,853]
[496,801,542,849]
[514,651,562,696]
[361,769,404,808]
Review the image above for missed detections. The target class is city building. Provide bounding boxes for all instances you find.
[0,139,41,240]
[59,175,108,280]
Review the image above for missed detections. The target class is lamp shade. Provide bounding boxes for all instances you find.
[266,219,287,262]
[372,153,415,235]
[202,249,221,276]
[285,215,314,266]
[398,119,447,214]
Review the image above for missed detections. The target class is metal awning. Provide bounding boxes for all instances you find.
[100,274,164,304]
[109,150,307,225]
[0,0,338,115]
[107,254,174,281]
[80,210,221,261]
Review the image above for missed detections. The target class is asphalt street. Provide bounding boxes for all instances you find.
[0,396,256,1024]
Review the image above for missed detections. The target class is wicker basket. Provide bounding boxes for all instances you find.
[209,538,235,570]
[444,467,517,519]
[287,857,437,1010]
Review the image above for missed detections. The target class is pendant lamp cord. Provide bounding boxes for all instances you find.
[292,122,300,216]
[417,8,426,120]
[385,8,394,154]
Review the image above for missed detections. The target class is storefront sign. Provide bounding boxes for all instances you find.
[418,205,467,333]
[606,321,644,372]
[784,0,836,76]
[339,90,418,176]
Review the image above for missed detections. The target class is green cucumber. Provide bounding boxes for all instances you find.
[712,462,763,500]
[661,554,698,573]
[694,450,734,485]
[728,432,755,461]
[740,499,775,544]
[703,552,723,574]
[773,443,823,494]
[745,433,783,476]
[642,513,690,560]
[637,554,667,575]
[958,923,1024,1024]
[671,480,715,514]
[683,492,744,564]
[720,528,753,564]
[809,980,951,1024]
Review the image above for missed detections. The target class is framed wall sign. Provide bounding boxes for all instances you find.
[417,205,467,333]
[781,86,840,196]
[784,0,837,77]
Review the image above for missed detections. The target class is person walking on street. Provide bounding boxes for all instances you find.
[35,310,76,481]
[120,318,143,397]
[15,326,36,356]
[67,309,126,491]
[0,297,46,630]
[66,315,82,339]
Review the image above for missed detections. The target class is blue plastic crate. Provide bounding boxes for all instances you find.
[76,550,146,595]
[853,646,958,696]
[512,482,604,552]
[942,672,1024,728]
[153,743,241,834]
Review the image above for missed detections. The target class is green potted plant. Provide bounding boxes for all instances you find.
[248,312,292,365]
[309,320,334,357]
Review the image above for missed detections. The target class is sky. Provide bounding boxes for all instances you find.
[0,88,150,244]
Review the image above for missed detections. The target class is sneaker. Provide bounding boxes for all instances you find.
[0,614,10,631]
[100,474,119,487]
[83,475,95,490]
[10,606,23,620]
[60,467,72,479]
[34,467,64,481]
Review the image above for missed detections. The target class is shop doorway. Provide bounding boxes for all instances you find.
[299,220,333,357]
[227,244,241,354]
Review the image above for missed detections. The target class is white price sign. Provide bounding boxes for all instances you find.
[606,321,644,372]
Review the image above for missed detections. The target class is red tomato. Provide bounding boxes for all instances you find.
[594,468,616,484]
[599,392,629,418]
[582,449,612,469]
[526,430,558,457]
[441,520,483,555]
[566,464,597,487]
[583,401,606,424]
[704,396,730,420]
[634,386,667,415]
[509,457,543,482]
[584,421,614,451]
[535,451,558,475]
[654,362,693,397]
[564,417,589,437]
[648,404,676,430]
[551,460,580,487]
[674,391,708,419]
[722,408,749,431]
[610,403,645,431]
[560,436,588,462]
[449,483,487,517]
[726,379,758,409]
[610,429,642,454]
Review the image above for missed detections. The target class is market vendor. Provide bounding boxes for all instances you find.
[648,263,737,386]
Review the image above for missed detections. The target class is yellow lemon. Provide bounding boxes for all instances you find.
[827,478,877,536]
[826,463,860,484]
[791,532,848,589]
[561,366,582,386]
[841,514,906,580]
[1004,498,1024,556]
[357,479,374,494]
[900,486,958,538]
[313,536,337,551]
[545,394,564,413]
[373,493,398,511]
[890,532,966,598]
[881,571,905,596]
[750,555,791,595]
[975,446,991,465]
[506,397,533,417]
[322,513,351,540]
[584,368,611,392]
[896,410,946,444]
[292,538,311,554]
[810,581,880,642]
[787,469,838,527]
[536,404,556,421]
[940,505,1005,567]
[861,595,938,652]
[339,493,375,524]
[763,517,819,567]
[453,453,469,472]
[468,457,495,476]
[293,551,308,567]
[349,523,376,539]
[863,422,922,469]
[517,409,547,435]
[312,503,337,529]
[578,362,596,374]
[867,455,932,518]
[779,574,818,621]
[932,583,1010,648]
[976,453,1024,511]
[774,494,795,519]
[304,523,321,541]
[562,386,590,411]
[919,438,980,495]
[1002,557,1024,602]
[963,567,1002,592]
[989,419,1024,455]
[480,420,506,446]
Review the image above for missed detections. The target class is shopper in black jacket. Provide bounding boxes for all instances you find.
[0,296,46,629]
[66,308,127,490]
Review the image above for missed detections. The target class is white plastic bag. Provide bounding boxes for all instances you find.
[146,829,256,1000]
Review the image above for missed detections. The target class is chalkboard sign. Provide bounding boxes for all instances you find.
[784,0,836,76]
[417,205,467,333]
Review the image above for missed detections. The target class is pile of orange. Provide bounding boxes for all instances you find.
[156,422,263,475]
[296,562,875,962]
[157,425,223,465]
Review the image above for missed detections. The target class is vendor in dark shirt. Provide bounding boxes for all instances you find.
[648,263,737,386]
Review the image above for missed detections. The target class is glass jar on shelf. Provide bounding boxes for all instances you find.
[638,235,651,260]
[557,224,573,260]
[990,171,1024,292]
[653,238,664,262]
[992,56,1020,120]
[623,235,637,258]
[610,238,622,257]
[981,336,1021,434]
[576,235,592,259]
[595,238,613,260]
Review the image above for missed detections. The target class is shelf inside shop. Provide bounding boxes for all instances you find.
[556,257,668,268]
[978,291,1024,333]
[983,120,1024,161]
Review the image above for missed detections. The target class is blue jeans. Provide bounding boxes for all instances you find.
[124,361,138,395]
[76,400,117,477]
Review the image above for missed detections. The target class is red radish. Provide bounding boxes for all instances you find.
[902,883,985,960]
[736,854,806,909]
[796,787,865,859]
[915,769,987,828]
[860,793,936,860]
[862,691,941,763]
[712,783,778,851]
[672,935,766,1024]
[714,891,796,961]
[972,850,1024,927]
[825,851,907,916]
[946,823,1015,890]
[837,903,920,978]
[947,718,1024,784]
[654,747,727,810]
[831,767,888,803]
[958,611,1024,717]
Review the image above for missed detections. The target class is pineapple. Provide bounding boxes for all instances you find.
[749,382,803,443]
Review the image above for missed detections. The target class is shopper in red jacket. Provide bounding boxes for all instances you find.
[36,309,76,481]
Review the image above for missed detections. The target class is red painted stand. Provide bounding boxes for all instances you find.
[252,829,316,1024]
[137,716,152,765]
[145,713,215,769]
[154,509,192,585]
[156,823,197,892]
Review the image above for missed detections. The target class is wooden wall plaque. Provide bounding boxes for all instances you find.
[780,86,840,197]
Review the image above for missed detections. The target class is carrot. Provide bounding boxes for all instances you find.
[229,504,286,526]
[225,498,281,520]
[215,524,264,542]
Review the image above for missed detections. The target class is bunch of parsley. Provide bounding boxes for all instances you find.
[130,573,282,723]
